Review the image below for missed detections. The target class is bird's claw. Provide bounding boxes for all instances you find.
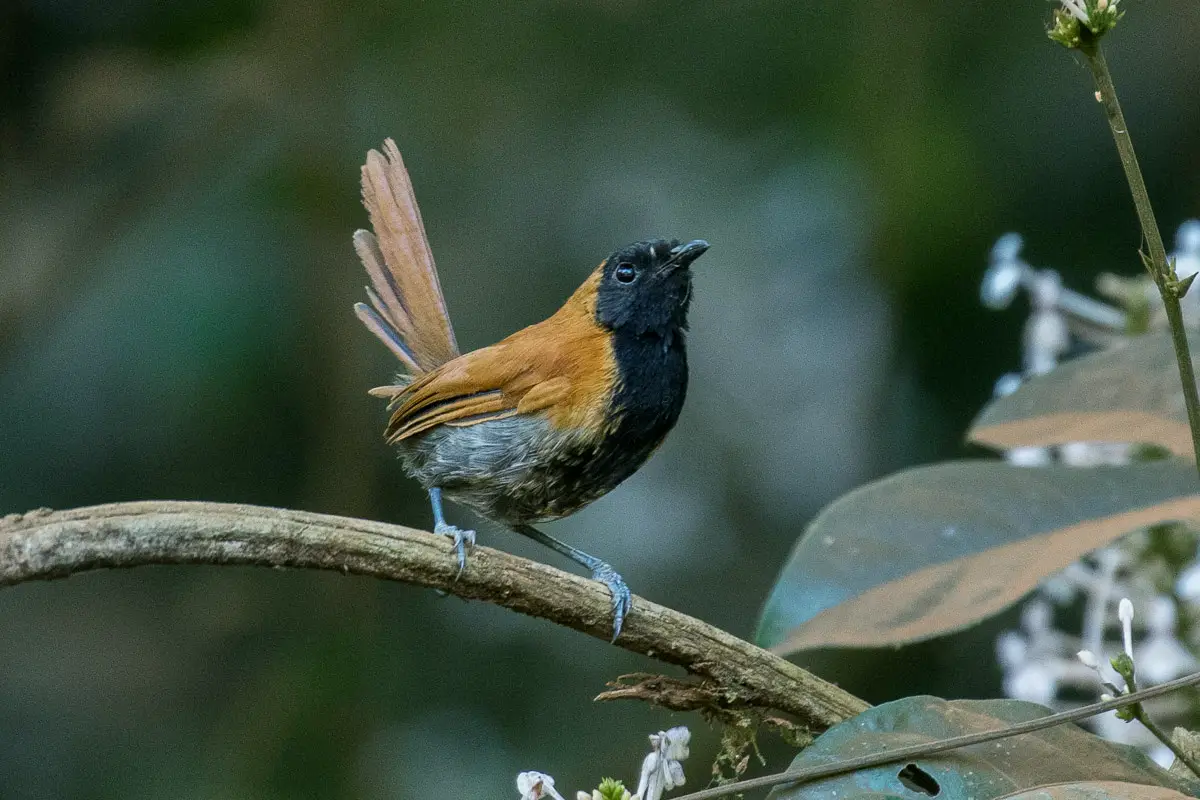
[590,562,632,641]
[434,522,476,577]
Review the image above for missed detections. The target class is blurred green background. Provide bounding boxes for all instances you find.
[2,1,1199,798]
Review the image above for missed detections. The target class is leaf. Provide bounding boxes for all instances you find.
[768,696,1200,800]
[970,332,1195,457]
[756,460,1200,653]
[997,782,1193,799]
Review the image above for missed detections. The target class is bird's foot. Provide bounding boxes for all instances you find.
[590,562,632,641]
[434,522,476,577]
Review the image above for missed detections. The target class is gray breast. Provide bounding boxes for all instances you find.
[397,415,597,524]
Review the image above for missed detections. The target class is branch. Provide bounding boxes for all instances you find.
[0,501,868,730]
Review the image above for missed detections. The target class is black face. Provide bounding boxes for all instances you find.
[594,238,709,336]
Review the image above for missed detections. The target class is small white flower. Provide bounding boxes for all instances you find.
[1007,446,1053,467]
[1118,598,1134,660]
[1021,599,1053,636]
[1059,442,1132,467]
[996,631,1028,669]
[1175,220,1200,272]
[518,771,565,800]
[993,373,1023,399]
[982,233,1028,310]
[1138,597,1198,684]
[1004,662,1058,706]
[1176,561,1200,600]
[1058,0,1120,27]
[1077,650,1101,670]
[1059,0,1089,23]
[1172,220,1200,317]
[981,263,1024,309]
[633,727,690,800]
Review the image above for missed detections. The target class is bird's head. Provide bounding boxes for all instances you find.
[593,239,709,337]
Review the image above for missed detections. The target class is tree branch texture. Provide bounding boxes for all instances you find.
[0,501,868,730]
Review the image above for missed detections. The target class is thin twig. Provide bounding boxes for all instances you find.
[0,501,868,730]
[1137,709,1200,780]
[1079,32,1200,474]
[1114,664,1200,783]
[670,670,1200,800]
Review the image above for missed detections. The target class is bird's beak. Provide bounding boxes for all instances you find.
[663,239,710,271]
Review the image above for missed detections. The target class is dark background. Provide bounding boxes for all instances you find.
[2,2,1199,798]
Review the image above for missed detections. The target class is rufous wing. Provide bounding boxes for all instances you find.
[354,139,459,373]
[383,342,546,442]
[382,299,614,443]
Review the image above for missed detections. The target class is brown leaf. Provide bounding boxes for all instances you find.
[970,332,1195,457]
[995,781,1192,799]
[770,493,1200,652]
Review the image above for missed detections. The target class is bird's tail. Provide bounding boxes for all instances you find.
[353,139,460,387]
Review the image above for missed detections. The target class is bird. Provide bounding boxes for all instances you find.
[352,139,708,638]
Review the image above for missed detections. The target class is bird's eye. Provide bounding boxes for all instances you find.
[614,263,637,284]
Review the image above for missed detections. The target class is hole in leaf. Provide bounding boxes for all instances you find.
[897,763,940,796]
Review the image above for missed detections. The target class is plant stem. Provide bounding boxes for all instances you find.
[1078,33,1200,476]
[1136,706,1200,779]
[1116,665,1200,778]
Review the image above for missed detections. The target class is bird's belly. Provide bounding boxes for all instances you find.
[397,414,664,524]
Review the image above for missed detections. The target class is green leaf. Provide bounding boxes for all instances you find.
[756,460,1200,653]
[768,697,1200,800]
[970,332,1194,458]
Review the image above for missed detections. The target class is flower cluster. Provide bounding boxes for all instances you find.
[983,223,1200,765]
[982,222,1200,466]
[633,727,690,800]
[516,727,691,800]
[1049,0,1123,47]
[1076,597,1137,701]
[518,772,565,800]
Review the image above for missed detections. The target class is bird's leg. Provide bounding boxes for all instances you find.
[512,524,631,641]
[428,487,475,576]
